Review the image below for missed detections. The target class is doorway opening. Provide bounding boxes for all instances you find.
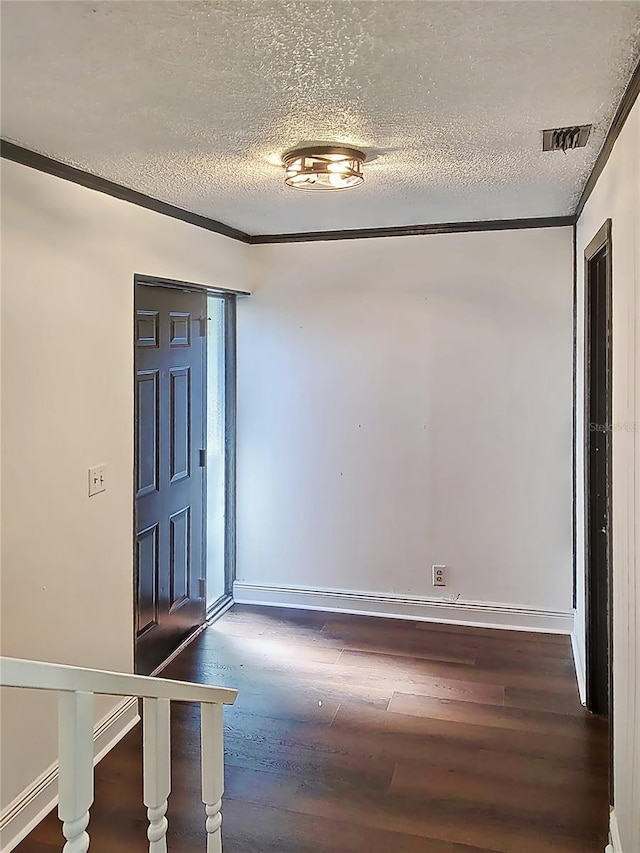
[205,293,237,616]
[134,276,236,675]
[583,220,613,808]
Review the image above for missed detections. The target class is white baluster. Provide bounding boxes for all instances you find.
[58,691,94,853]
[143,697,171,853]
[201,703,224,853]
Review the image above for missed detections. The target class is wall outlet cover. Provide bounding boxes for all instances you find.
[432,565,446,587]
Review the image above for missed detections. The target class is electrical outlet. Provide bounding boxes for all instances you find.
[432,565,446,587]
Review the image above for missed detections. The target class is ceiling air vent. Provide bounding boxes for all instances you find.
[542,125,592,152]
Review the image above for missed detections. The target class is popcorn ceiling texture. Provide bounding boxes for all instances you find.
[1,0,639,234]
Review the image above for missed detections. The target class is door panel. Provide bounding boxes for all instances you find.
[170,366,191,482]
[169,505,190,610]
[136,370,159,498]
[136,523,159,637]
[135,284,206,674]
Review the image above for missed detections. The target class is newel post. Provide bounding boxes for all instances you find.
[143,697,171,853]
[201,702,224,853]
[58,691,94,853]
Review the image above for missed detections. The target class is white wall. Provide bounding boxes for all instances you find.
[576,95,640,853]
[0,160,249,822]
[236,228,574,624]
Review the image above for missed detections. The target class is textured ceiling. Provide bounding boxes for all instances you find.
[1,1,640,235]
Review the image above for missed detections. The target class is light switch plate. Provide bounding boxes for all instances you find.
[88,465,106,497]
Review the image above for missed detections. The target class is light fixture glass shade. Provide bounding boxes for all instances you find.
[283,146,365,190]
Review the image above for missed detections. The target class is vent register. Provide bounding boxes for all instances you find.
[542,125,592,152]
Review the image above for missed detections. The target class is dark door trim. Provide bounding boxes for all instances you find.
[133,272,250,298]
[583,219,613,773]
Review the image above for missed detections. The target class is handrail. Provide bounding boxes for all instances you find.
[0,656,237,705]
[1,656,238,851]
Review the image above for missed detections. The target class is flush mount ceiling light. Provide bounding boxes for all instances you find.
[283,145,366,190]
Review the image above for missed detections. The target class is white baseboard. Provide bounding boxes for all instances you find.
[606,809,623,853]
[0,696,140,853]
[570,627,587,705]
[233,582,574,634]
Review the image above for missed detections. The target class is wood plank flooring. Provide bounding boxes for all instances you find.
[17,606,609,852]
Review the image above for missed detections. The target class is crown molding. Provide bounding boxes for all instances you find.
[249,216,574,244]
[574,57,640,220]
[0,139,251,244]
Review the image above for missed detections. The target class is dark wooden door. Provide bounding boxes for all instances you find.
[584,222,612,720]
[135,284,206,674]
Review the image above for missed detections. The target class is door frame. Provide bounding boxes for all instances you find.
[582,220,613,736]
[133,274,239,671]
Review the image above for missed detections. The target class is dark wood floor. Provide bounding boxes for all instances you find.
[18,606,609,852]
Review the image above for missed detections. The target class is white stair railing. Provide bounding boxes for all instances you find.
[1,656,238,852]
